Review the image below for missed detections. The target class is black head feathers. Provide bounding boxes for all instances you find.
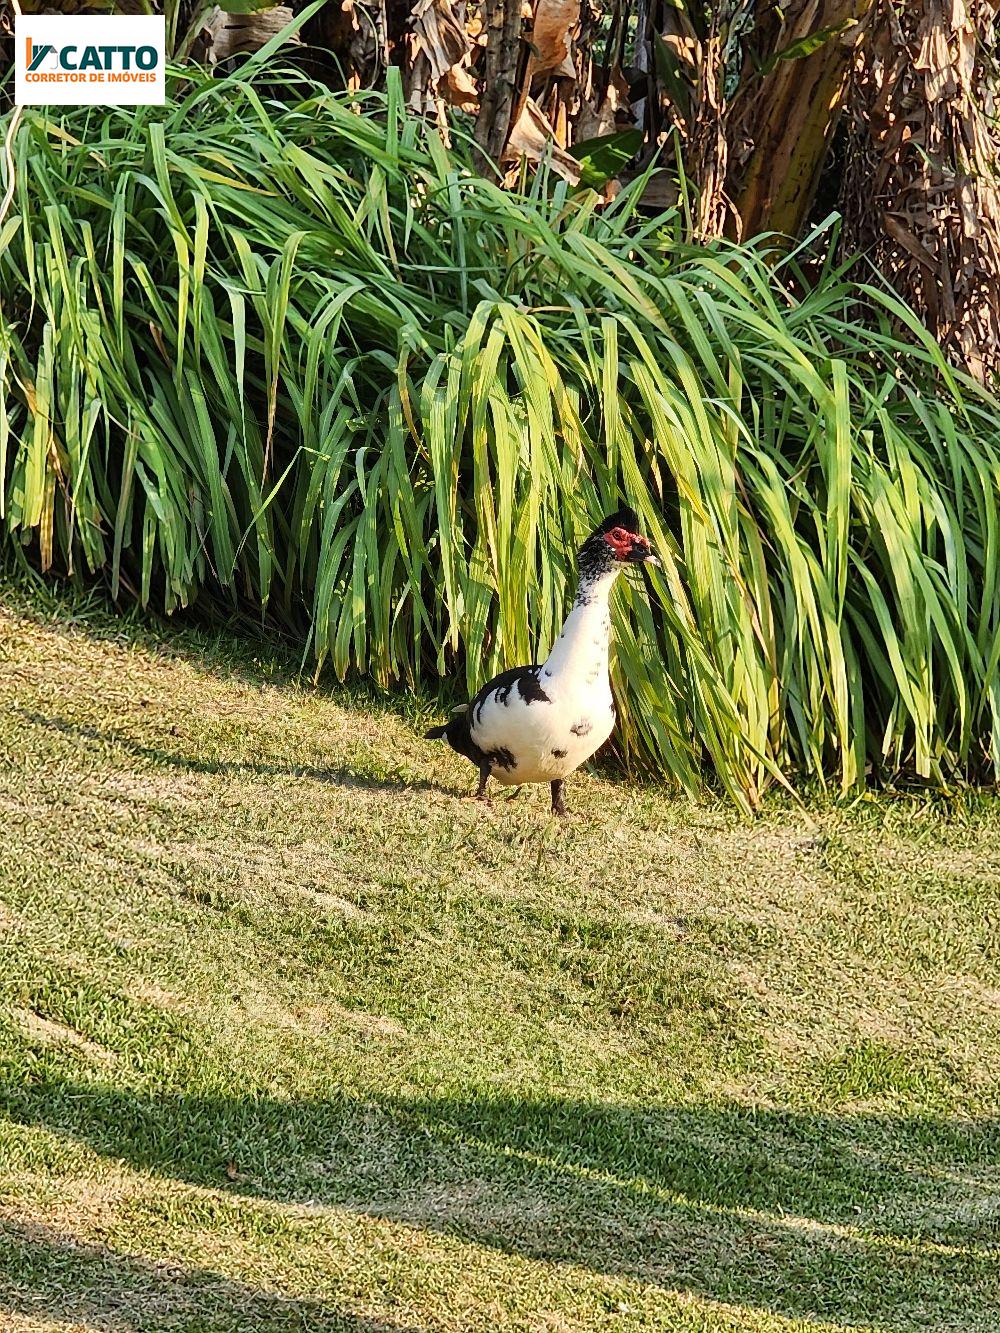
[592,507,641,538]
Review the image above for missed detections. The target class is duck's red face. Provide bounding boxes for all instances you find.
[604,524,658,565]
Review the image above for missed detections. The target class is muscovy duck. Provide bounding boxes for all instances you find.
[425,508,659,815]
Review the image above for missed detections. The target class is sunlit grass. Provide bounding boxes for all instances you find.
[0,585,997,1331]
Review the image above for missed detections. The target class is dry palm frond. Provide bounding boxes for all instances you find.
[193,6,299,65]
[407,0,476,118]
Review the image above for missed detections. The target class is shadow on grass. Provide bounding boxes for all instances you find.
[16,709,446,797]
[1,574,438,730]
[0,1218,420,1332]
[1,1078,997,1331]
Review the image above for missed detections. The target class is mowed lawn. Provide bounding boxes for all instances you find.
[0,586,997,1333]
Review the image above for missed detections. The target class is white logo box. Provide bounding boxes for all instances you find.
[15,15,166,106]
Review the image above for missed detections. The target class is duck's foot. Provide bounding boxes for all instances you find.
[550,779,568,818]
[465,766,491,807]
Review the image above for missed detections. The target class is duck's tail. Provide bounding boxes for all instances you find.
[424,708,487,771]
[425,704,468,741]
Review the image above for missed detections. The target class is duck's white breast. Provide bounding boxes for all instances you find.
[470,678,615,784]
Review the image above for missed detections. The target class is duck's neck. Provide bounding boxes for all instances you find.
[543,568,619,684]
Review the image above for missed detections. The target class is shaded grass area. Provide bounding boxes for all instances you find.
[0,583,997,1332]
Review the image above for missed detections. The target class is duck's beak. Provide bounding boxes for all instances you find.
[627,537,659,566]
[629,545,660,568]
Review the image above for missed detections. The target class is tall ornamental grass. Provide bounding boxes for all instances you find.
[3,65,1000,808]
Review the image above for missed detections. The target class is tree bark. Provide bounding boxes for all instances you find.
[473,0,524,169]
[840,0,1000,383]
[732,0,876,240]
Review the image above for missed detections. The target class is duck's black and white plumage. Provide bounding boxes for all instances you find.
[425,508,658,815]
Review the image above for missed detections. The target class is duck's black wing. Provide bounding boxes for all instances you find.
[424,663,550,771]
[468,664,549,726]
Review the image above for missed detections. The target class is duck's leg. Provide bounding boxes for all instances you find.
[474,765,491,803]
[550,779,568,817]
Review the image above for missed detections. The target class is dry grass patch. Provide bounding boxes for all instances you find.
[9,1013,115,1067]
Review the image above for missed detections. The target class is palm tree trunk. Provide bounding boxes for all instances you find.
[732,0,876,239]
[840,0,1000,382]
[474,0,523,167]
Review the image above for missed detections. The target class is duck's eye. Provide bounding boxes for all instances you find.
[611,527,626,541]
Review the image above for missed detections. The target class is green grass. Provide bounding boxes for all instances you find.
[0,582,997,1332]
[6,65,1000,807]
